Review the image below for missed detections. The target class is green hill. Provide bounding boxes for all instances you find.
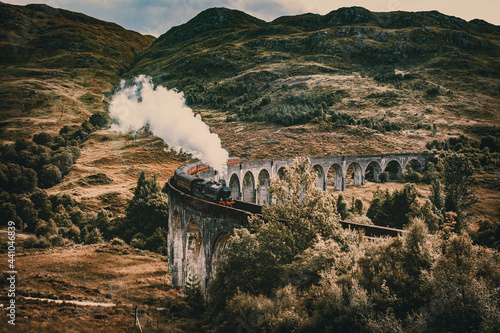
[126,6,499,144]
[0,2,154,141]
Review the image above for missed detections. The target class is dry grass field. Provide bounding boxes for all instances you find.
[0,243,203,332]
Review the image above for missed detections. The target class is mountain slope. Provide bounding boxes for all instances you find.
[128,6,499,156]
[0,2,155,141]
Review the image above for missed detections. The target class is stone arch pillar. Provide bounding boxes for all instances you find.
[384,160,403,180]
[211,233,231,278]
[403,158,423,173]
[328,163,345,191]
[347,162,364,186]
[242,171,256,203]
[257,169,271,205]
[277,167,286,180]
[169,209,183,287]
[364,161,383,182]
[229,173,241,200]
[184,220,206,291]
[312,164,326,190]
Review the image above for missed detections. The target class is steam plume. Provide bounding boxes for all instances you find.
[109,75,229,175]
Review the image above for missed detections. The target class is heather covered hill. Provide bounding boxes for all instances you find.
[128,6,499,158]
[131,6,499,92]
[0,2,154,141]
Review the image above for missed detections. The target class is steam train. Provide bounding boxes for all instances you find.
[171,163,233,205]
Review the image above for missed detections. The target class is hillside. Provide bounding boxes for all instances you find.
[0,2,154,142]
[130,6,499,155]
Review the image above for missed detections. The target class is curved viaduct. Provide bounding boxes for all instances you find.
[165,152,433,292]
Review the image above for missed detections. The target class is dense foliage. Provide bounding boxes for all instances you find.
[0,117,107,242]
[204,158,500,333]
[119,171,169,254]
[426,133,500,173]
[0,115,167,253]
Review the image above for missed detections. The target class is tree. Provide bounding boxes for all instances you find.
[145,227,168,253]
[367,184,421,229]
[33,132,54,146]
[30,188,53,221]
[184,274,206,315]
[51,149,74,175]
[16,197,38,231]
[422,234,500,332]
[38,164,62,188]
[125,172,169,240]
[336,194,348,220]
[429,178,444,215]
[208,158,343,321]
[85,227,103,244]
[442,154,478,232]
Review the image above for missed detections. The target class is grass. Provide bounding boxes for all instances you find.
[0,243,189,333]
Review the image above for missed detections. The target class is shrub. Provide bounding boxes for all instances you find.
[84,227,103,244]
[22,236,39,249]
[64,225,81,242]
[130,233,146,249]
[379,172,389,183]
[23,236,51,249]
[88,112,109,128]
[33,132,53,146]
[49,234,65,247]
[425,87,440,97]
[404,170,422,183]
[110,237,126,246]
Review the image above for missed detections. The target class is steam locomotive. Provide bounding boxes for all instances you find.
[171,163,233,205]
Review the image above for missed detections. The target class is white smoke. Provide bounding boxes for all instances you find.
[109,75,229,175]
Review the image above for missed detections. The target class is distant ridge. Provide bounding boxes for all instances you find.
[155,6,498,49]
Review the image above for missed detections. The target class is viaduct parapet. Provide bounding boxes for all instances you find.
[165,152,433,292]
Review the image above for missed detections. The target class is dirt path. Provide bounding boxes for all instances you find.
[21,297,116,307]
[0,229,30,239]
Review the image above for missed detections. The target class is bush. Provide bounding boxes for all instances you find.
[404,170,422,183]
[84,227,103,244]
[23,236,51,249]
[379,172,389,183]
[110,237,126,246]
[33,132,53,146]
[89,112,109,128]
[425,87,440,97]
[130,233,146,249]
[49,234,65,247]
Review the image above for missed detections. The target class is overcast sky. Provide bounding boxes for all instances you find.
[3,0,500,37]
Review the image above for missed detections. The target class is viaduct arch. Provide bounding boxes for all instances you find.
[165,152,433,292]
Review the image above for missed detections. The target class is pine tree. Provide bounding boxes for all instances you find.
[442,154,478,232]
[184,274,205,315]
[124,171,169,243]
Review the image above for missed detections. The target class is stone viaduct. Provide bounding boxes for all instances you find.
[165,152,433,292]
[227,152,433,205]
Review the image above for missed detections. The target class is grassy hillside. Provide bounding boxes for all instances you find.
[131,7,499,120]
[0,2,154,142]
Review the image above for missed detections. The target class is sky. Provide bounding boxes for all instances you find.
[3,0,500,37]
